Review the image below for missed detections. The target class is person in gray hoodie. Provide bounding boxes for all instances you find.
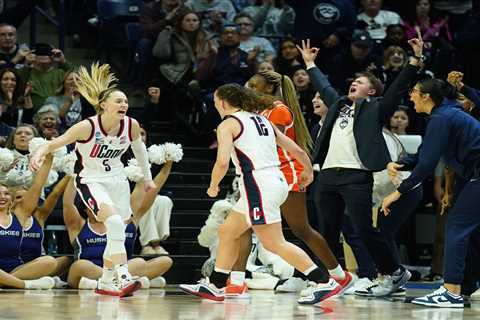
[186,0,236,33]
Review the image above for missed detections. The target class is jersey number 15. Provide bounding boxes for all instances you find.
[250,116,269,136]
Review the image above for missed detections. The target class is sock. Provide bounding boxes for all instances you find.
[210,268,230,288]
[100,267,115,283]
[230,271,245,286]
[329,265,346,279]
[79,277,98,289]
[293,269,308,280]
[115,263,132,282]
[303,265,329,284]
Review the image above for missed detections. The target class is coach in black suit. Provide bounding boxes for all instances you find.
[297,39,424,296]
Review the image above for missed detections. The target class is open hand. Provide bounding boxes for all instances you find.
[296,39,319,66]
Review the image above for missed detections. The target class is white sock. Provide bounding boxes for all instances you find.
[78,277,98,289]
[99,267,115,283]
[24,277,55,290]
[214,267,230,275]
[115,263,132,281]
[150,276,166,288]
[328,265,346,279]
[230,271,245,286]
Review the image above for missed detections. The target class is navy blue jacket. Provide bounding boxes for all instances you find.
[398,99,480,193]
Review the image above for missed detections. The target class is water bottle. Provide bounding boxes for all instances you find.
[47,232,58,255]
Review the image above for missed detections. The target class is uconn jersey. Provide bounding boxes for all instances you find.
[228,111,279,174]
[228,111,288,226]
[74,115,133,180]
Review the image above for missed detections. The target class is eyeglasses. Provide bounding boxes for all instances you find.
[236,23,252,26]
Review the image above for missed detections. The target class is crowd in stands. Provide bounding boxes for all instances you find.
[0,0,478,294]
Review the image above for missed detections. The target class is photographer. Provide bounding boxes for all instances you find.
[17,43,72,109]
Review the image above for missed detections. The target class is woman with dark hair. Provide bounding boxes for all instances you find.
[388,105,410,135]
[0,68,34,127]
[273,37,303,78]
[383,79,480,308]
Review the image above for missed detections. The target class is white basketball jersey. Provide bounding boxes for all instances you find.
[228,111,280,174]
[74,115,132,180]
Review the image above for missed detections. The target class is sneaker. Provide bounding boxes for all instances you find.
[53,276,68,289]
[392,287,406,297]
[225,280,249,298]
[345,277,373,295]
[275,277,308,293]
[132,276,150,289]
[24,276,55,290]
[355,268,411,297]
[245,274,279,290]
[421,272,444,283]
[332,271,356,296]
[119,279,142,297]
[297,278,342,305]
[95,279,123,296]
[470,288,480,301]
[412,287,464,308]
[179,278,225,302]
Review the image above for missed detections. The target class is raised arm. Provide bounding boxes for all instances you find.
[133,161,173,220]
[379,38,423,121]
[273,125,313,188]
[29,120,91,171]
[18,154,54,216]
[207,119,237,198]
[62,179,84,242]
[297,39,340,108]
[35,175,71,226]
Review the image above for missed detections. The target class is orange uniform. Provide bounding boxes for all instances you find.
[263,101,305,192]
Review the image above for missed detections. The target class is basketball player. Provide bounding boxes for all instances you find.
[180,84,341,304]
[29,63,155,297]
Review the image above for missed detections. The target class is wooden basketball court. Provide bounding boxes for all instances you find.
[0,288,478,319]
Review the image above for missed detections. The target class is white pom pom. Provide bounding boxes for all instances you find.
[124,158,144,182]
[148,144,166,165]
[5,168,33,186]
[45,170,59,187]
[52,145,67,158]
[0,148,14,170]
[28,137,47,155]
[163,142,183,162]
[57,152,77,176]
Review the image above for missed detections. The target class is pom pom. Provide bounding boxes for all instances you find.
[163,142,183,162]
[52,145,67,158]
[28,137,47,155]
[148,144,166,165]
[5,168,33,187]
[0,148,14,170]
[45,170,59,187]
[124,158,144,182]
[55,152,77,176]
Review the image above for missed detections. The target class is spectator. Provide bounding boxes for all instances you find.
[17,43,72,109]
[153,9,210,124]
[33,104,61,140]
[328,30,382,93]
[291,0,356,69]
[234,13,275,63]
[44,71,87,130]
[357,0,402,42]
[273,37,303,78]
[138,0,185,85]
[292,66,316,127]
[186,0,236,34]
[257,60,275,73]
[378,45,408,90]
[242,0,296,48]
[2,125,39,187]
[388,105,410,135]
[383,24,411,53]
[0,23,29,69]
[0,68,34,127]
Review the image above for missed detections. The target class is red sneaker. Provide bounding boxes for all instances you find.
[333,271,356,296]
[95,280,123,297]
[120,280,142,298]
[225,279,249,298]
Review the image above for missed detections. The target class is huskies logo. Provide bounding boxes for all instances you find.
[89,144,125,159]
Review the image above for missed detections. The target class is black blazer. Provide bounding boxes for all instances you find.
[307,63,420,172]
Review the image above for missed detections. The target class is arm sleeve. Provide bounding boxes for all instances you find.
[397,116,450,193]
[131,138,153,182]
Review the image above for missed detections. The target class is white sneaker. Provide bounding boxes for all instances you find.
[344,277,373,295]
[132,276,150,289]
[150,276,166,288]
[470,287,480,301]
[412,287,464,308]
[355,267,411,297]
[297,278,342,305]
[95,279,123,296]
[79,277,97,290]
[275,277,308,293]
[53,276,68,289]
[24,277,55,290]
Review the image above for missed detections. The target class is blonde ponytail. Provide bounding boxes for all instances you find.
[73,62,118,113]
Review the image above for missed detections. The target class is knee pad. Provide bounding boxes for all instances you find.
[104,215,126,241]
